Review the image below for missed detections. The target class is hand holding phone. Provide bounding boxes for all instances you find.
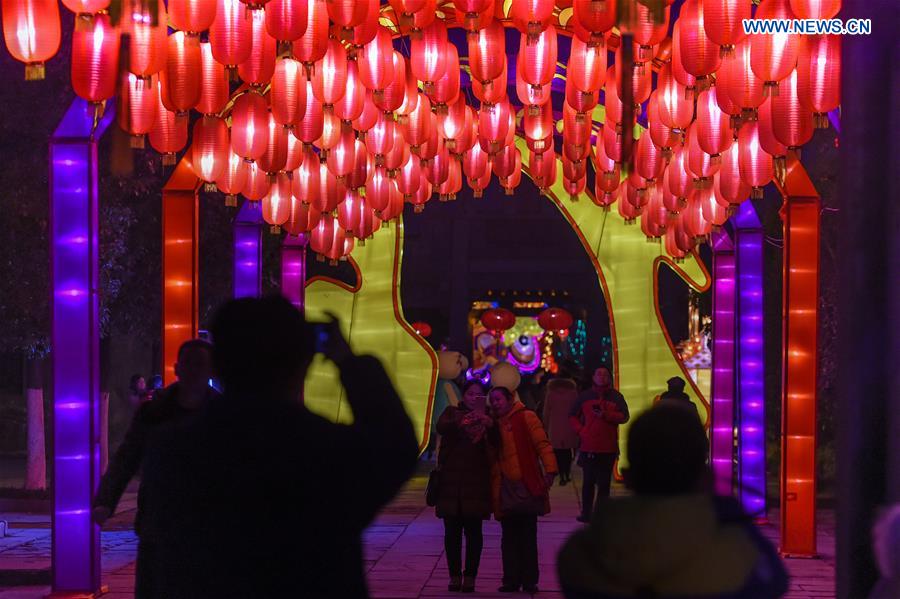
[311,314,352,365]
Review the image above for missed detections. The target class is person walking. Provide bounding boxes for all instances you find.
[434,380,494,593]
[569,366,629,523]
[557,404,789,598]
[93,340,217,599]
[542,374,580,486]
[489,386,558,594]
[658,376,699,418]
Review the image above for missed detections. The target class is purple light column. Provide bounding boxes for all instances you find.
[710,229,736,497]
[281,234,308,312]
[233,201,262,298]
[734,202,766,518]
[50,98,114,594]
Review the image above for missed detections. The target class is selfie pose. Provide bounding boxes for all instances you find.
[433,380,494,593]
[569,366,629,523]
[489,386,558,594]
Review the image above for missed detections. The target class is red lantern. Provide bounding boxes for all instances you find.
[216,148,250,203]
[437,157,463,200]
[511,0,555,39]
[665,143,694,204]
[379,181,406,220]
[231,91,269,162]
[771,69,814,149]
[500,149,523,194]
[463,142,489,181]
[410,20,448,89]
[347,0,380,47]
[721,38,765,111]
[316,112,342,152]
[315,162,346,212]
[703,0,749,53]
[327,0,369,38]
[402,93,435,150]
[524,102,554,151]
[481,308,516,333]
[270,57,306,127]
[346,139,372,189]
[258,112,289,174]
[126,0,167,78]
[265,0,308,41]
[647,92,679,153]
[686,125,719,185]
[790,0,840,19]
[475,59,509,106]
[285,195,321,234]
[411,321,433,337]
[312,38,348,107]
[618,185,640,222]
[428,43,461,109]
[149,82,189,164]
[715,141,751,208]
[242,161,271,200]
[374,51,408,113]
[310,212,339,257]
[569,36,606,93]
[334,60,365,123]
[169,0,216,33]
[71,13,119,102]
[738,121,774,198]
[292,147,321,204]
[518,29,557,88]
[537,308,573,332]
[572,0,616,40]
[468,21,506,85]
[161,31,202,114]
[359,26,394,93]
[293,0,328,66]
[615,44,652,104]
[602,119,624,163]
[211,0,252,70]
[670,21,698,89]
[238,8,277,87]
[61,0,110,14]
[118,73,159,147]
[396,61,422,119]
[492,143,518,179]
[367,166,395,212]
[628,3,669,63]
[564,102,592,149]
[353,90,380,136]
[683,188,713,239]
[797,35,840,127]
[657,65,693,131]
[478,99,512,156]
[366,111,396,163]
[197,41,229,115]
[593,133,620,194]
[529,147,557,191]
[635,133,665,182]
[263,172,292,227]
[676,0,721,78]
[383,128,412,170]
[395,156,421,199]
[294,79,324,144]
[2,0,60,79]
[424,148,451,187]
[388,0,437,37]
[699,184,728,226]
[750,0,800,92]
[696,87,733,157]
[192,116,229,185]
[326,128,356,179]
[640,184,668,239]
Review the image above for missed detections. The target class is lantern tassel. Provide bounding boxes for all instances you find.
[25,63,46,81]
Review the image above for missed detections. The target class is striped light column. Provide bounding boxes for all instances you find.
[233,201,263,298]
[710,229,736,497]
[281,234,308,312]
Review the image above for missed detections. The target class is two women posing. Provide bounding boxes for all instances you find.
[433,381,558,594]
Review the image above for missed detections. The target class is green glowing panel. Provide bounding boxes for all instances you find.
[304,219,438,451]
[518,139,710,466]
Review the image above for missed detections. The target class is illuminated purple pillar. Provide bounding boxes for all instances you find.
[50,98,114,595]
[281,234,308,312]
[233,201,262,298]
[710,229,736,497]
[734,202,766,518]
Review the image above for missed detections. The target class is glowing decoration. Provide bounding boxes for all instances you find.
[537,308,573,332]
[265,0,308,41]
[790,0,840,20]
[210,0,252,73]
[518,29,557,90]
[312,37,348,107]
[168,0,217,34]
[411,321,433,337]
[797,35,841,128]
[696,87,733,158]
[216,148,249,205]
[233,200,263,298]
[50,97,113,595]
[238,7,277,87]
[468,21,505,85]
[292,0,328,66]
[750,0,800,93]
[359,26,394,93]
[771,69,814,149]
[710,230,736,497]
[481,308,516,333]
[271,57,307,128]
[734,202,765,518]
[198,41,230,115]
[572,0,616,42]
[61,0,109,14]
[738,121,774,199]
[191,115,229,188]
[410,20,448,91]
[149,82,189,165]
[161,31,202,115]
[676,0,721,78]
[71,13,119,103]
[2,0,61,80]
[118,73,158,148]
[281,234,308,311]
[703,0,748,54]
[125,0,167,79]
[231,91,269,162]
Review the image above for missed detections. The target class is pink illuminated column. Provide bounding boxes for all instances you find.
[710,229,736,497]
[50,98,114,595]
[281,234,308,313]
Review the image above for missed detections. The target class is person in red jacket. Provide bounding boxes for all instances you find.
[569,366,629,523]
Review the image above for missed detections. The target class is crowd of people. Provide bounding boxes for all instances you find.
[96,295,790,598]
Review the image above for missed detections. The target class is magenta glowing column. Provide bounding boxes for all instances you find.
[710,229,736,497]
[50,98,114,594]
[233,201,263,298]
[281,234,308,313]
[734,202,766,518]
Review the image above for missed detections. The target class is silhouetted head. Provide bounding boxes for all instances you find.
[666,376,687,392]
[624,404,709,495]
[210,296,314,399]
[174,339,214,394]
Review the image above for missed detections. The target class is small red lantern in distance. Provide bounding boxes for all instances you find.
[481,308,516,334]
[411,321,433,337]
[537,308,574,333]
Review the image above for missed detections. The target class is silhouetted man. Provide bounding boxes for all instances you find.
[147,296,419,598]
[658,376,699,418]
[92,339,216,599]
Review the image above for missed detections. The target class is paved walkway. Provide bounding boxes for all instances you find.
[0,468,836,598]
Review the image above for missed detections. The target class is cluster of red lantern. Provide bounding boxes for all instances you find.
[1,0,840,261]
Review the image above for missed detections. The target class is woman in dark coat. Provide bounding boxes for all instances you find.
[435,380,494,593]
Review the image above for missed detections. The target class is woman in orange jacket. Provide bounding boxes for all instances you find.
[488,386,559,594]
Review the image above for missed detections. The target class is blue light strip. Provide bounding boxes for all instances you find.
[281,234,308,312]
[233,201,263,299]
[710,229,736,497]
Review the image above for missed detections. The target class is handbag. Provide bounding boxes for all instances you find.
[425,468,440,507]
[500,475,547,516]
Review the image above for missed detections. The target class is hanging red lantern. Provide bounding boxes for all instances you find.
[676,0,721,78]
[518,29,557,89]
[337,189,362,235]
[396,61,422,119]
[367,166,395,212]
[602,120,624,163]
[211,0,252,73]
[353,90,380,136]
[798,35,840,128]
[565,77,600,120]
[424,148,451,187]
[738,121,774,198]
[640,184,669,238]
[406,178,432,212]
[231,91,269,162]
[327,0,369,39]
[346,139,372,189]
[538,308,573,332]
[720,38,765,111]
[757,97,789,160]
[384,128,412,171]
[310,212,340,258]
[118,73,159,148]
[315,161,347,212]
[703,0,748,54]
[440,97,469,152]
[292,146,321,204]
[293,78,324,144]
[197,41,229,115]
[388,0,437,37]
[169,0,216,34]
[626,173,649,209]
[478,99,512,156]
[492,143,518,179]
[463,142,490,181]
[410,20,448,92]
[61,0,110,15]
[647,92,679,154]
[263,172,292,229]
[161,31,202,114]
[516,66,548,113]
[2,0,61,80]
[149,81,189,165]
[572,0,616,41]
[346,0,380,47]
[243,161,271,200]
[715,141,751,209]
[683,188,713,239]
[71,13,119,103]
[468,21,505,85]
[475,59,509,106]
[270,57,306,127]
[665,143,694,205]
[790,0,840,19]
[750,0,800,93]
[359,26,394,93]
[257,112,289,175]
[686,125,720,186]
[618,185,640,222]
[481,308,516,333]
[438,157,463,200]
[265,0,308,41]
[293,0,328,66]
[569,36,606,94]
[238,8,277,87]
[593,133,620,194]
[396,156,422,200]
[325,128,356,179]
[698,184,729,226]
[615,44,652,105]
[500,149,523,195]
[402,93,434,150]
[192,115,230,186]
[334,59,365,123]
[628,3,669,63]
[216,148,250,204]
[428,43,461,109]
[366,111,396,164]
[411,321,433,337]
[771,69,814,149]
[124,0,166,79]
[454,107,478,155]
[373,51,408,113]
[285,195,321,234]
[524,102,554,152]
[635,133,665,182]
[657,65,693,131]
[316,112,342,152]
[511,0,555,39]
[696,87,733,157]
[529,147,557,191]
[670,21,698,90]
[312,38,348,107]
[564,102,592,149]
[563,155,587,182]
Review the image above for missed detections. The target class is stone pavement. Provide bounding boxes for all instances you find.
[0,468,837,598]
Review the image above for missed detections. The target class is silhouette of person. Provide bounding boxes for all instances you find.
[143,296,419,598]
[658,376,699,418]
[93,339,216,599]
[557,404,789,598]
